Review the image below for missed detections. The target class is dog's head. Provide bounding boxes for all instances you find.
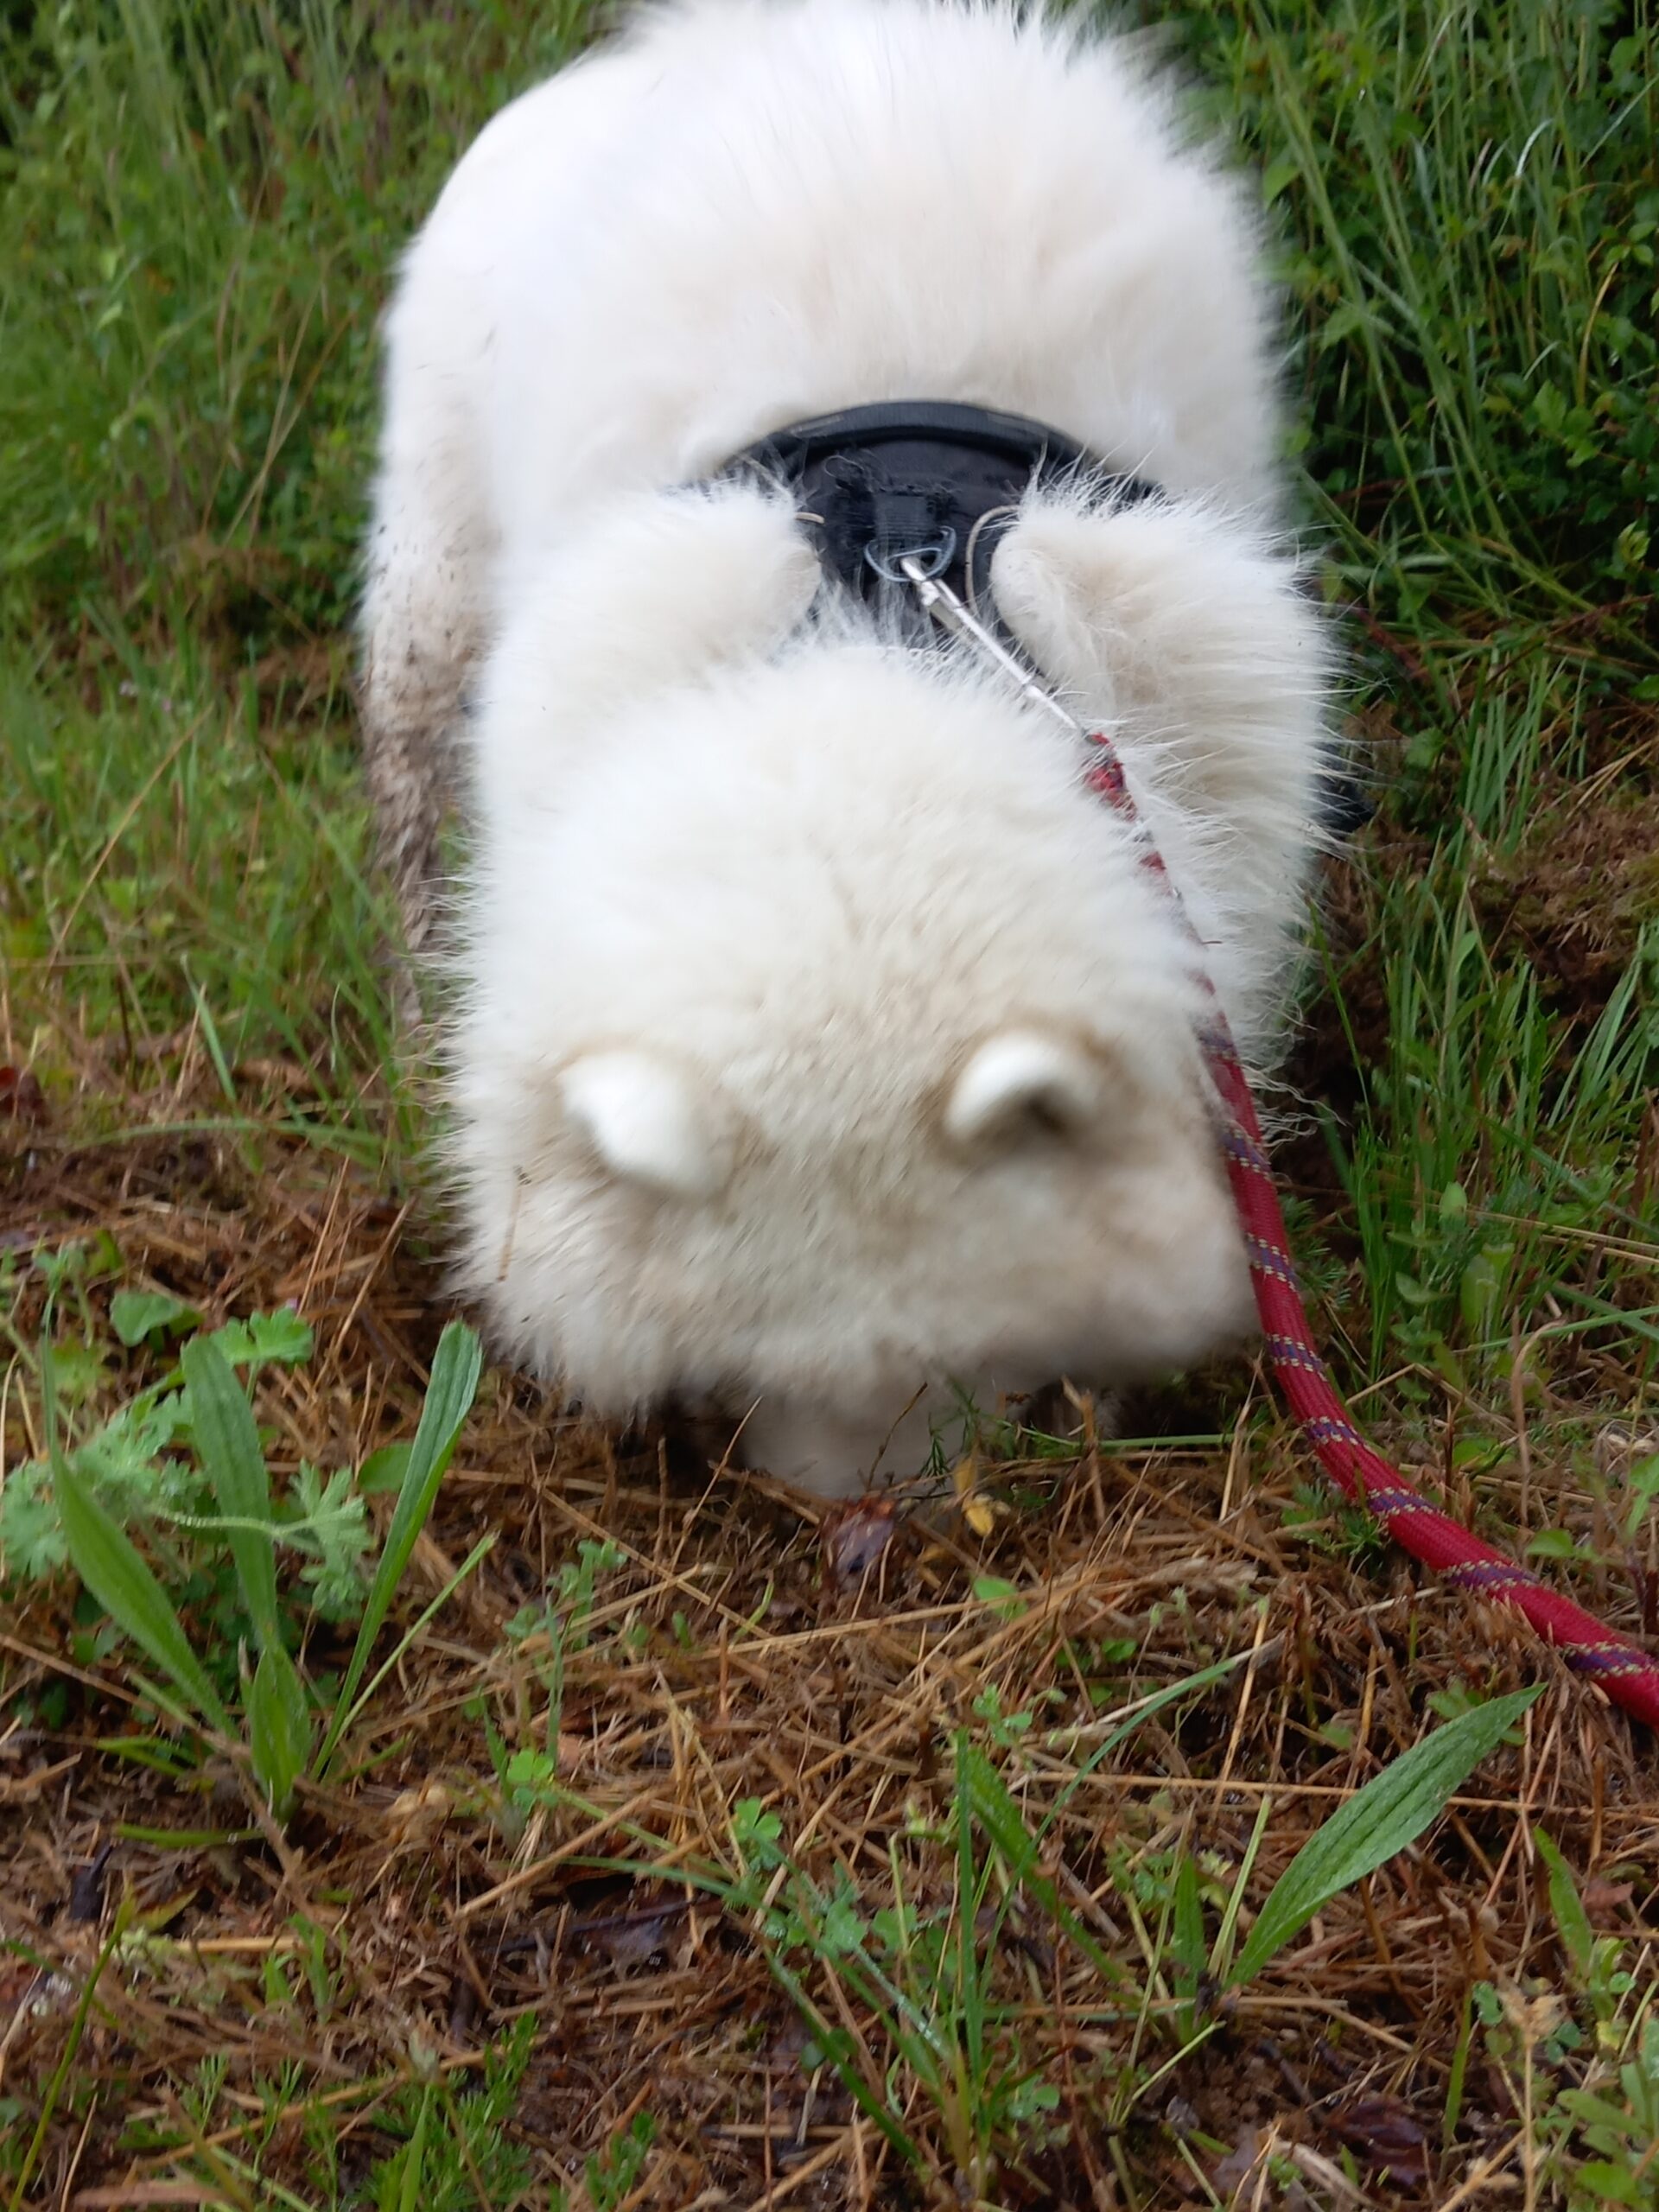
[452,608,1262,1494]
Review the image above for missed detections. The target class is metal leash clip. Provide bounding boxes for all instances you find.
[864,530,957,586]
[890,551,1192,894]
[891,549,1084,737]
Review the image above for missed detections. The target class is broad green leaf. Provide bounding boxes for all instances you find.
[357,1442,411,1496]
[1534,1828,1595,1983]
[52,1452,232,1736]
[207,1309,314,1370]
[971,1574,1025,1620]
[248,1640,311,1823]
[957,1738,1037,1882]
[1573,2162,1640,2205]
[181,1335,280,1655]
[1230,1688,1541,1989]
[111,1288,200,1347]
[48,1342,105,1402]
[1172,1850,1205,2018]
[1262,154,1299,205]
[319,1320,482,1770]
[1560,2094,1647,2140]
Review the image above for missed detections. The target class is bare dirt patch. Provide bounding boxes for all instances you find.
[1471,791,1659,1013]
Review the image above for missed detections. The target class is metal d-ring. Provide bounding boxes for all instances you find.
[863,528,957,585]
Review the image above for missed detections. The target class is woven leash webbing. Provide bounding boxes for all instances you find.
[889,548,1659,1727]
[1077,738,1659,1731]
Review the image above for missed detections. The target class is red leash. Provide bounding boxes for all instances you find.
[894,547,1658,1728]
[1079,739,1659,1731]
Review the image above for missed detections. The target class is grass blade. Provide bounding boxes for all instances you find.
[956,1736,1135,1995]
[397,2083,433,2212]
[53,1455,233,1738]
[1534,1828,1595,1985]
[334,1533,495,1752]
[757,1945,927,2172]
[1229,1688,1541,1989]
[181,1332,280,1655]
[318,1319,481,1771]
[44,1336,232,1739]
[247,1639,312,1822]
[1208,1791,1273,1988]
[1172,1849,1205,2029]
[6,1891,132,2212]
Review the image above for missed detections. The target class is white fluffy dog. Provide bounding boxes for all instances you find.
[361,0,1332,1496]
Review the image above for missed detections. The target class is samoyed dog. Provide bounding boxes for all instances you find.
[360,0,1333,1496]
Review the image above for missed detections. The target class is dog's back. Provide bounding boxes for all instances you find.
[385,0,1278,575]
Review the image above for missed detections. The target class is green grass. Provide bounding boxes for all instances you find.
[1161,0,1659,1398]
[3,0,1653,1345]
[3,0,1657,2203]
[1,0,590,1142]
[1180,0,1659,632]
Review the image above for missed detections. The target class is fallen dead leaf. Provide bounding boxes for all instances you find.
[951,1452,1007,1538]
[0,1065,47,1124]
[1325,2094,1430,2185]
[821,1494,901,1581]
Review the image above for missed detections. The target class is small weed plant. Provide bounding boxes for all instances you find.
[1453,1831,1659,2210]
[480,1535,629,1849]
[2,1247,483,1822]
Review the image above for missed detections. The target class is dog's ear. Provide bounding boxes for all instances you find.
[942,1030,1116,1154]
[561,1051,738,1199]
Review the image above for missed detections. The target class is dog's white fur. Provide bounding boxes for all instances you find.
[363,0,1332,1495]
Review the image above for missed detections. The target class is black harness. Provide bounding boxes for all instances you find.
[719,399,1371,835]
[723,399,1157,619]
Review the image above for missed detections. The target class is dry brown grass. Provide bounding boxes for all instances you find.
[4,1076,1656,2209]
